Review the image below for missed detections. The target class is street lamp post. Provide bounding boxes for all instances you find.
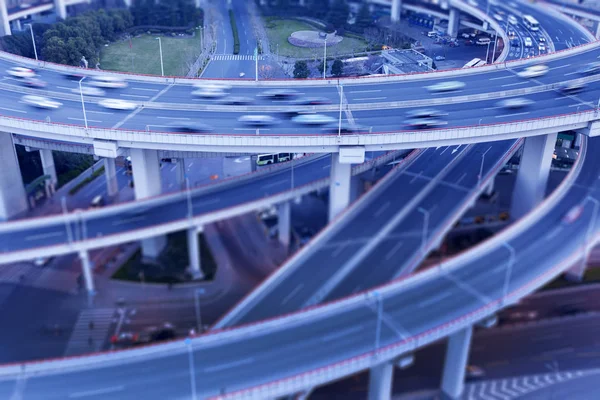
[479,147,491,185]
[338,83,343,138]
[502,242,515,305]
[156,37,164,76]
[485,40,492,63]
[25,23,38,61]
[417,207,430,255]
[184,338,198,400]
[323,36,327,79]
[194,288,205,333]
[78,76,88,129]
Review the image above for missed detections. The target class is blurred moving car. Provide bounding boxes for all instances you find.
[111,323,176,348]
[238,115,279,126]
[219,96,254,105]
[426,81,465,92]
[292,114,336,125]
[168,121,214,133]
[517,65,548,78]
[21,95,62,109]
[560,81,586,95]
[562,204,584,224]
[291,97,332,105]
[91,76,128,89]
[193,82,231,91]
[63,72,85,81]
[322,122,368,134]
[259,89,299,99]
[98,98,137,111]
[405,117,448,129]
[578,62,600,75]
[466,365,486,380]
[192,88,227,98]
[72,86,105,96]
[22,77,47,88]
[7,67,35,78]
[33,257,52,267]
[496,98,534,109]
[405,109,447,119]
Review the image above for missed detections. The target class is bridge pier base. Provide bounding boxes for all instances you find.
[329,153,352,222]
[78,250,95,294]
[278,201,291,249]
[54,0,67,19]
[0,133,27,221]
[441,326,473,399]
[104,157,118,197]
[187,226,204,280]
[0,1,10,36]
[391,0,402,23]
[130,148,166,259]
[368,361,394,400]
[510,133,557,221]
[40,149,57,197]
[447,8,460,38]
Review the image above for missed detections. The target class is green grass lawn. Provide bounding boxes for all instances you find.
[100,33,202,76]
[264,17,368,58]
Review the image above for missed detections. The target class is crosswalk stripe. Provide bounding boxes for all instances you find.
[64,308,116,356]
[211,54,266,61]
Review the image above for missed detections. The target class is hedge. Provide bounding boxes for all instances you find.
[68,166,105,196]
[229,9,240,55]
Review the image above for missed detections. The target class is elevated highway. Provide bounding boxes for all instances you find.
[0,1,596,399]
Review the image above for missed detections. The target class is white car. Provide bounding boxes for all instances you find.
[259,89,299,99]
[563,205,584,224]
[496,98,534,109]
[426,81,466,92]
[7,66,35,78]
[193,82,231,91]
[524,37,533,47]
[21,95,62,109]
[192,88,227,98]
[405,117,448,129]
[91,76,128,89]
[292,114,336,125]
[33,257,52,267]
[493,14,504,22]
[98,99,137,111]
[517,65,549,78]
[238,115,279,126]
[538,43,546,52]
[72,86,105,96]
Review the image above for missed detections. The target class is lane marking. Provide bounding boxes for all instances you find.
[111,215,145,226]
[69,386,125,398]
[281,283,304,305]
[157,116,191,120]
[348,89,381,94]
[384,241,403,261]
[120,94,148,99]
[489,75,513,81]
[501,81,529,87]
[321,325,364,342]
[203,358,254,373]
[354,97,387,101]
[417,291,451,308]
[373,201,391,218]
[68,117,102,123]
[131,87,159,92]
[25,231,63,241]
[86,110,114,115]
[494,112,530,118]
[0,106,26,113]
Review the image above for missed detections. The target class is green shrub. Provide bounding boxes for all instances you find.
[229,9,240,55]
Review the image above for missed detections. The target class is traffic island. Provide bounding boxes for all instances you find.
[111,231,217,285]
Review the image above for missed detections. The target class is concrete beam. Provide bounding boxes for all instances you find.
[278,201,291,249]
[104,157,118,197]
[39,149,57,196]
[510,133,557,220]
[448,8,460,38]
[0,133,27,220]
[187,226,204,280]
[0,0,10,36]
[391,0,402,23]
[130,148,166,258]
[329,153,352,222]
[368,362,394,400]
[441,326,473,399]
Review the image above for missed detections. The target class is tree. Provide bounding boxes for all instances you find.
[327,0,350,29]
[316,59,325,75]
[331,59,344,77]
[354,3,372,33]
[293,60,309,79]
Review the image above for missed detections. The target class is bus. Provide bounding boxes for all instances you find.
[463,58,487,68]
[256,153,294,166]
[523,15,539,31]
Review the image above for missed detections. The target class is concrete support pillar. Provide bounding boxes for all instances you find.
[391,0,402,23]
[0,1,10,37]
[441,326,473,399]
[329,153,352,222]
[123,0,132,6]
[0,133,27,220]
[78,250,95,294]
[39,149,57,196]
[484,179,494,197]
[104,157,118,197]
[187,226,204,280]
[511,133,557,220]
[448,8,460,38]
[575,133,582,149]
[176,158,186,191]
[130,148,166,258]
[596,21,600,39]
[12,19,21,32]
[368,362,394,400]
[54,0,67,19]
[350,175,364,203]
[278,201,291,249]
